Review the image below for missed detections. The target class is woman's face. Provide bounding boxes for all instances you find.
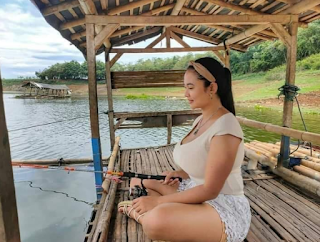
[184,69,212,109]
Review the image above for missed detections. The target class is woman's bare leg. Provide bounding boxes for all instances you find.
[140,203,224,242]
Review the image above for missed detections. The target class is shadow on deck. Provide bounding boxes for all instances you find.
[101,145,320,242]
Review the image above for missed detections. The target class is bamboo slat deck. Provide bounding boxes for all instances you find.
[101,144,320,242]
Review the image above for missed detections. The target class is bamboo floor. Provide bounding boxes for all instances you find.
[99,144,320,242]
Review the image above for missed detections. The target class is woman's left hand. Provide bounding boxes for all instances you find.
[132,196,160,214]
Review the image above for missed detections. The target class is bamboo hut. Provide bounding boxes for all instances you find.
[18,81,71,98]
[2,0,320,241]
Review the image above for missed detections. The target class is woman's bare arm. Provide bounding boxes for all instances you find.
[158,134,241,204]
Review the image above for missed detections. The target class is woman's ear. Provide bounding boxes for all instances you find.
[211,83,218,94]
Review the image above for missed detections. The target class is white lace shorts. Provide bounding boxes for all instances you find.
[178,179,251,242]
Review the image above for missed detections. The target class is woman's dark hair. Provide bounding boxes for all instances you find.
[187,57,235,115]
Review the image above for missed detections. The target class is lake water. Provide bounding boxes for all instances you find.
[3,93,320,242]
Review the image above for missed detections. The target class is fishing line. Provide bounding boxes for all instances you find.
[15,180,95,206]
[8,111,107,133]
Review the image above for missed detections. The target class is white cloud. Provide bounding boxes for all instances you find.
[0,2,83,78]
[0,1,215,78]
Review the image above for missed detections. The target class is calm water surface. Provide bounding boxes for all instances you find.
[3,93,320,242]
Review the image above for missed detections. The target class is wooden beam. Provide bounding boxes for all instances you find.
[281,0,320,14]
[0,71,21,242]
[61,18,85,30]
[206,0,261,15]
[276,0,320,13]
[171,0,187,15]
[212,50,225,64]
[220,0,319,47]
[115,118,126,130]
[283,22,299,127]
[86,23,100,139]
[220,24,272,46]
[70,4,175,40]
[42,0,79,16]
[279,21,298,167]
[108,0,158,15]
[170,26,246,51]
[147,32,167,48]
[110,46,226,53]
[105,52,116,148]
[270,23,292,48]
[86,15,297,26]
[166,28,171,48]
[79,0,97,15]
[86,23,103,197]
[108,31,166,67]
[110,27,161,46]
[170,31,190,47]
[94,24,120,51]
[100,0,108,10]
[79,0,112,49]
[110,53,123,67]
[181,6,276,40]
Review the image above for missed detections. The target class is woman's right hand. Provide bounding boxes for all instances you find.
[159,171,180,186]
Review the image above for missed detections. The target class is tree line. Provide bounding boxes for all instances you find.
[35,20,320,80]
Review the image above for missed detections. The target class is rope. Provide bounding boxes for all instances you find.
[277,84,312,156]
[278,84,300,101]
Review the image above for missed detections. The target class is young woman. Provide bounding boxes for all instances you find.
[118,57,251,242]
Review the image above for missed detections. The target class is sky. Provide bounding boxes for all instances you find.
[0,0,211,78]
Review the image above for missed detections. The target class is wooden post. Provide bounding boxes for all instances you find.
[86,23,103,200]
[279,22,298,168]
[105,51,116,149]
[0,70,21,242]
[167,114,172,144]
[166,28,171,48]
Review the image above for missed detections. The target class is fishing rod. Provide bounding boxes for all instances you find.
[12,164,182,182]
[107,171,182,182]
[12,163,106,173]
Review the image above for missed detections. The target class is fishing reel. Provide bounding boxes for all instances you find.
[129,179,148,199]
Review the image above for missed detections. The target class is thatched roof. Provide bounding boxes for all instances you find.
[31,0,320,56]
[22,81,70,90]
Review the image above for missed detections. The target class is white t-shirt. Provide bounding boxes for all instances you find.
[173,113,245,196]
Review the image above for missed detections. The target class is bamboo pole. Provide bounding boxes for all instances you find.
[93,137,121,242]
[275,142,320,159]
[237,117,320,145]
[0,70,21,242]
[252,141,320,163]
[245,146,320,196]
[102,136,120,192]
[247,143,320,181]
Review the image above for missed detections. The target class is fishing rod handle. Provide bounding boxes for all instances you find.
[123,172,182,182]
[156,175,183,182]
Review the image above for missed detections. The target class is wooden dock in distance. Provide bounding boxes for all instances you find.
[85,144,320,242]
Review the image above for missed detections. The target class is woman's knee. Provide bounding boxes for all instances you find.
[142,204,173,239]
